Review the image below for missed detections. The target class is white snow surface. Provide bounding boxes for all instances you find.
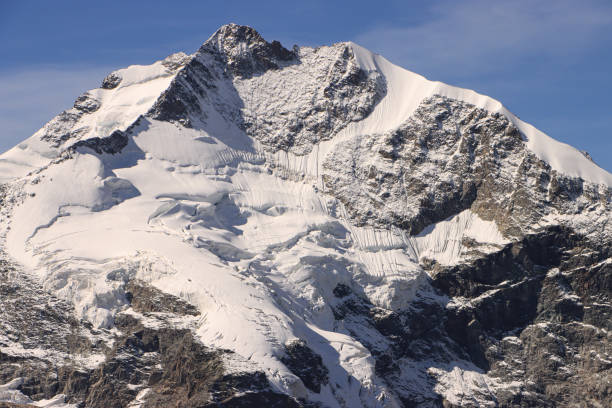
[0,54,185,184]
[428,365,522,408]
[347,42,612,186]
[0,378,77,407]
[2,115,505,406]
[1,33,610,407]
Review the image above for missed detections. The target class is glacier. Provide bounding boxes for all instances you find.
[0,24,610,407]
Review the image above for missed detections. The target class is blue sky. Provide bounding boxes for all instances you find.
[1,0,611,172]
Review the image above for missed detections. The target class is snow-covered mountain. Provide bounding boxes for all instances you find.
[1,24,611,407]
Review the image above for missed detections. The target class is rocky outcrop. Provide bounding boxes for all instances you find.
[318,224,612,407]
[101,72,122,90]
[281,340,329,393]
[430,226,612,406]
[149,24,386,155]
[237,42,386,155]
[2,23,612,408]
[70,129,128,155]
[73,92,101,113]
[0,263,306,407]
[323,95,612,237]
[38,110,89,148]
[0,255,105,404]
[201,23,297,79]
[124,280,200,316]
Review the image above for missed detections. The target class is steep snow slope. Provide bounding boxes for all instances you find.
[0,52,190,184]
[1,24,611,408]
[347,42,612,186]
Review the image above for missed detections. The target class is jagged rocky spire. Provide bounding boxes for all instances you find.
[198,23,296,78]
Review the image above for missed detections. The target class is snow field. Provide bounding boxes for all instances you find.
[2,34,611,406]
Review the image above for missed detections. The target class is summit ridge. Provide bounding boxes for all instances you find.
[0,24,610,408]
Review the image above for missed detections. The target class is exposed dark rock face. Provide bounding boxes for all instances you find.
[86,313,221,408]
[125,280,200,316]
[101,72,122,89]
[332,283,352,298]
[323,95,612,236]
[2,24,612,408]
[73,92,101,113]
[208,390,304,408]
[430,227,611,406]
[321,225,612,407]
[239,43,386,155]
[148,24,386,155]
[201,23,297,79]
[475,228,612,407]
[38,110,88,148]
[281,340,329,393]
[146,53,220,128]
[0,268,305,407]
[0,255,105,403]
[35,53,188,152]
[70,129,128,155]
[329,281,455,406]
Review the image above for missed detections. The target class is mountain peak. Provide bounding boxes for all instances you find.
[211,23,266,45]
[198,23,296,78]
[1,24,611,408]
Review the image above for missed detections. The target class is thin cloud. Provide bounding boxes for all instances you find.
[354,0,612,79]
